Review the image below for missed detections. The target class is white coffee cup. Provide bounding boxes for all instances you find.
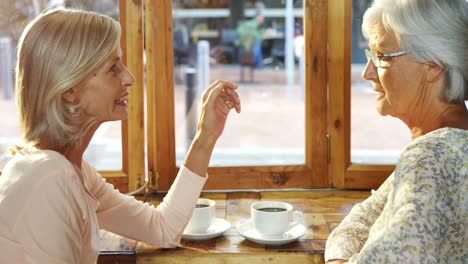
[251,201,300,237]
[184,198,216,234]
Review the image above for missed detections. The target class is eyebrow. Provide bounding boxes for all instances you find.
[101,57,120,70]
[109,57,121,65]
[368,32,390,51]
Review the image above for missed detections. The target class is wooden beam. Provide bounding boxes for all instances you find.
[138,253,324,264]
[119,0,145,192]
[145,0,177,191]
[305,0,329,187]
[204,165,315,190]
[328,0,351,188]
[345,164,394,189]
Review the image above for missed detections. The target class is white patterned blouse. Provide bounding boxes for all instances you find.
[325,127,467,264]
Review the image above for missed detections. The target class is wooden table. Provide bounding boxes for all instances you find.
[98,190,370,264]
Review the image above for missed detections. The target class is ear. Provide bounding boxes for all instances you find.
[61,87,79,104]
[425,63,444,83]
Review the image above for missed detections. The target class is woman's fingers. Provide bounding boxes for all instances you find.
[222,87,241,113]
[216,90,240,114]
[204,83,224,109]
[196,80,242,139]
[203,80,241,114]
[202,80,238,102]
[216,99,230,115]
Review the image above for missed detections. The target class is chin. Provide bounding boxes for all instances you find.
[105,114,128,122]
[375,104,390,116]
[115,115,128,121]
[376,109,387,116]
[114,111,129,121]
[375,102,384,115]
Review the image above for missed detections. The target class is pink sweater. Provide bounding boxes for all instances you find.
[0,148,206,263]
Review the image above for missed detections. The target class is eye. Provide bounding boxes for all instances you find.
[109,62,124,74]
[109,64,118,72]
[379,56,392,62]
[376,51,392,62]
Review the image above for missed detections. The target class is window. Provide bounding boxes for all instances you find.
[350,0,410,165]
[172,1,306,167]
[146,0,328,191]
[146,0,394,191]
[328,0,395,189]
[1,0,396,192]
[137,0,406,191]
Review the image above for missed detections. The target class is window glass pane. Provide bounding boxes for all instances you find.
[172,0,305,166]
[0,0,121,171]
[350,0,411,164]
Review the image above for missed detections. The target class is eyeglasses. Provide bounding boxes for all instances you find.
[365,49,408,68]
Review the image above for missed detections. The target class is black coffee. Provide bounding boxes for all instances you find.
[195,204,209,208]
[257,207,286,212]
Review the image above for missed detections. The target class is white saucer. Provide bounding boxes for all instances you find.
[182,218,231,241]
[237,220,306,245]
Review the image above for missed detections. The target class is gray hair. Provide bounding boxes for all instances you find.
[362,0,468,103]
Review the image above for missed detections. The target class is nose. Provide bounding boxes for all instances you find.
[362,59,378,82]
[122,66,135,87]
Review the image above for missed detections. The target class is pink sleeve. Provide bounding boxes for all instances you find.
[85,163,207,247]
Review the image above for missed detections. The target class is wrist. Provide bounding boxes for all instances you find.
[182,133,217,177]
[193,132,217,150]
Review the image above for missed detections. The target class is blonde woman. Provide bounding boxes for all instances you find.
[0,9,241,263]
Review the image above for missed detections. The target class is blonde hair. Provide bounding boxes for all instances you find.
[15,8,121,151]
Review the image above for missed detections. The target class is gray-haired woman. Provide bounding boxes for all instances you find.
[325,0,467,263]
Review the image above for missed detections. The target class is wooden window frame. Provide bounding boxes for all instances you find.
[327,0,394,189]
[142,0,395,191]
[101,0,145,193]
[145,0,329,191]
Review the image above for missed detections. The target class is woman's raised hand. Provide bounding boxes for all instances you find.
[197,80,241,143]
[182,80,241,177]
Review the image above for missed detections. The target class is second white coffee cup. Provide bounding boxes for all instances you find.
[184,198,216,234]
[251,201,295,237]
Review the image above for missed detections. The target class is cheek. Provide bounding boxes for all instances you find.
[380,66,413,94]
[79,89,110,114]
[79,94,98,115]
[379,69,397,93]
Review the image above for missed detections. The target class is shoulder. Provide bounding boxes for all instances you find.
[6,147,73,170]
[400,128,467,172]
[395,128,466,196]
[0,148,81,199]
[80,160,104,190]
[405,127,467,153]
[389,130,466,233]
[0,149,86,231]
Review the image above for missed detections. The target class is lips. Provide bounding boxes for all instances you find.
[373,85,384,93]
[114,97,127,103]
[114,92,128,104]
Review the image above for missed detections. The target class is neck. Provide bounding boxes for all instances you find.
[403,102,467,140]
[37,122,100,168]
[63,125,98,167]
